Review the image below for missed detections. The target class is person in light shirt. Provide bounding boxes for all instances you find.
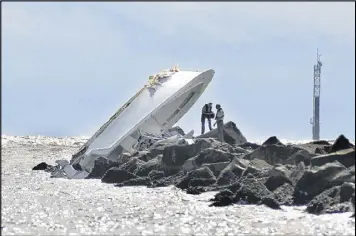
[213,104,225,142]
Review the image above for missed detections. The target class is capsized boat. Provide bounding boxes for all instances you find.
[71,66,215,173]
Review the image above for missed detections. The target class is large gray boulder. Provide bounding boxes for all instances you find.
[271,183,295,206]
[242,143,302,166]
[101,167,138,184]
[216,161,246,186]
[295,140,331,155]
[234,178,273,204]
[182,148,238,173]
[328,135,354,154]
[202,162,230,177]
[196,121,247,145]
[311,148,355,168]
[293,161,355,205]
[176,166,216,190]
[135,155,164,177]
[306,183,355,215]
[161,139,217,166]
[86,157,121,179]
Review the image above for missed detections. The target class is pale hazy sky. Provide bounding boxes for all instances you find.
[2,2,355,141]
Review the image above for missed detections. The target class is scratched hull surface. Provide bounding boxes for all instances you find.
[1,135,355,235]
[87,71,201,152]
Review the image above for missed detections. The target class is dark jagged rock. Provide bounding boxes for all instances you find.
[306,186,353,215]
[32,162,52,171]
[149,171,186,188]
[220,182,243,194]
[251,158,273,168]
[210,195,234,207]
[259,196,281,210]
[242,166,262,178]
[263,162,306,191]
[264,165,293,191]
[287,150,313,166]
[293,161,354,205]
[216,162,246,186]
[234,178,273,204]
[271,183,295,206]
[329,135,355,154]
[315,147,328,155]
[187,186,206,195]
[310,140,332,145]
[242,144,302,166]
[183,148,238,173]
[189,178,216,188]
[149,143,174,160]
[148,170,165,180]
[115,177,151,187]
[196,121,247,145]
[262,136,283,146]
[194,148,236,166]
[289,162,307,185]
[244,173,256,179]
[209,189,235,207]
[72,163,82,171]
[311,148,355,168]
[202,162,230,177]
[136,151,155,162]
[162,139,215,166]
[265,175,291,192]
[135,156,163,177]
[306,186,339,214]
[176,167,216,190]
[237,142,261,151]
[211,189,235,202]
[296,141,331,155]
[86,157,121,179]
[119,157,145,174]
[101,167,137,184]
[239,159,272,180]
[232,157,250,168]
[340,182,355,202]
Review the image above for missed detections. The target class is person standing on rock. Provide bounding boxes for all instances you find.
[214,104,224,142]
[201,102,214,134]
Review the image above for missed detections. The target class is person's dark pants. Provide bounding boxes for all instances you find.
[201,114,212,134]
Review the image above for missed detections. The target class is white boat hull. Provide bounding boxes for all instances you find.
[72,68,215,172]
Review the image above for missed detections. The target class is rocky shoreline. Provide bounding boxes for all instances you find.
[33,121,355,216]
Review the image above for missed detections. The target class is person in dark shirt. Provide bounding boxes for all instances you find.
[201,102,214,134]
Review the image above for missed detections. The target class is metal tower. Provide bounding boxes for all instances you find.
[310,49,322,140]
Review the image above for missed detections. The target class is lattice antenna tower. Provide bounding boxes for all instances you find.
[310,48,322,140]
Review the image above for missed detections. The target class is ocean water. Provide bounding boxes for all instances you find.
[1,135,355,235]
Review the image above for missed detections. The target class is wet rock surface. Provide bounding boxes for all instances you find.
[4,134,356,235]
[32,162,52,171]
[86,157,121,179]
